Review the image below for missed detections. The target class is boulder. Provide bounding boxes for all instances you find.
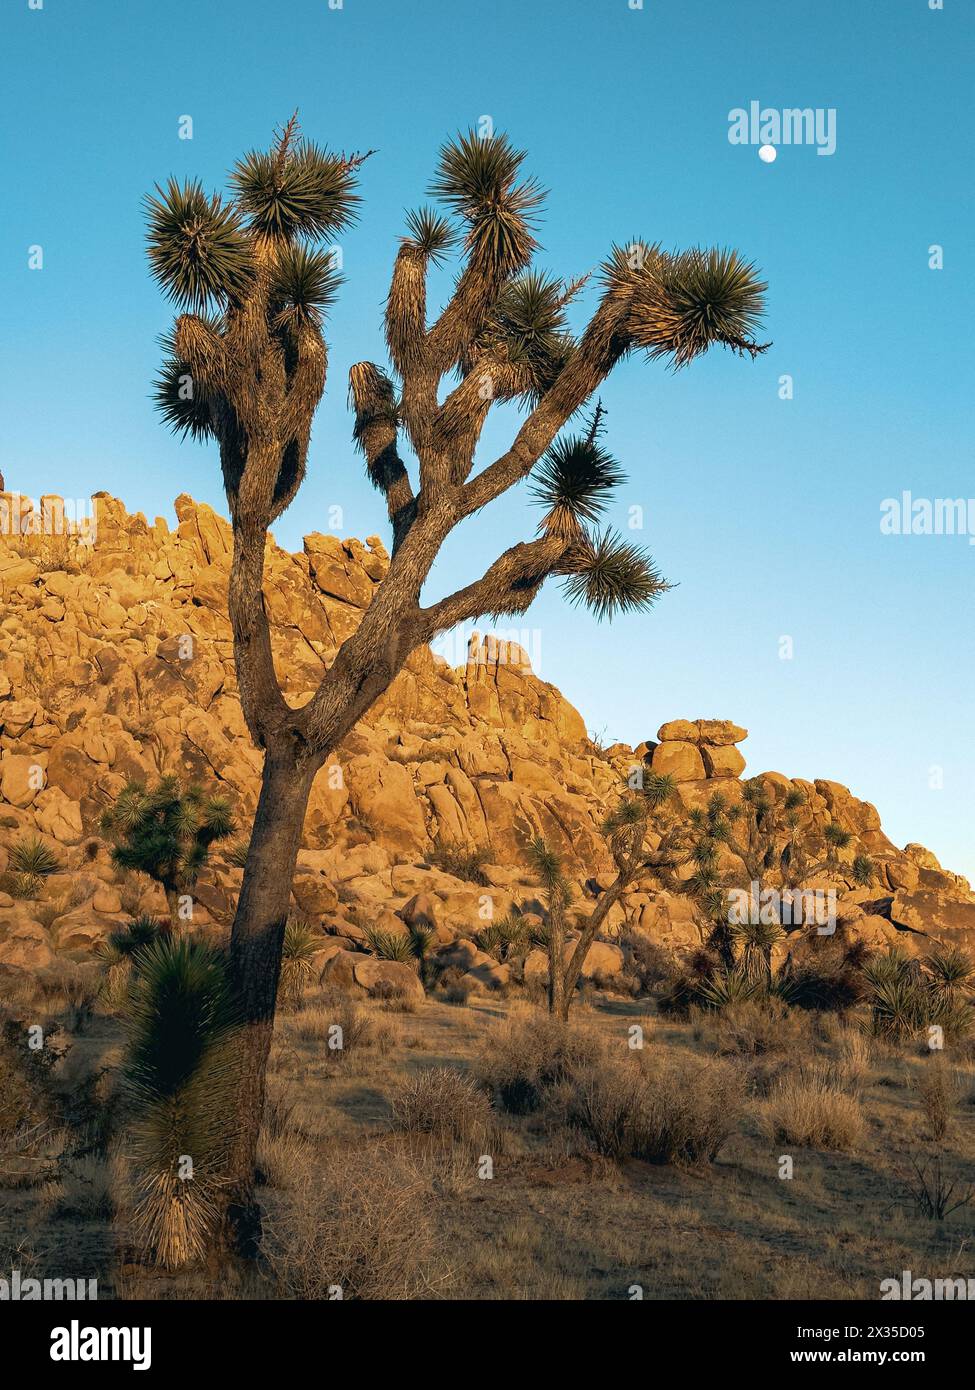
[651,741,706,782]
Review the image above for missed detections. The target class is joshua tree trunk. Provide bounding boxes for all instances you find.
[162,887,180,936]
[547,900,569,1019]
[222,739,322,1256]
[557,881,626,1021]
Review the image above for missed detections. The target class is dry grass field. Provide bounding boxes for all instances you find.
[3,960,975,1302]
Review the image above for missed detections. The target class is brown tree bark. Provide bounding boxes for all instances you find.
[221,738,322,1257]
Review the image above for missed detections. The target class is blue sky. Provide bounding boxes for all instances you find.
[3,0,973,879]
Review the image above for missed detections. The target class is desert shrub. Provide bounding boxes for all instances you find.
[53,1154,115,1221]
[46,961,100,1034]
[570,1054,743,1168]
[774,940,866,1013]
[0,1019,64,1188]
[764,1064,865,1150]
[914,1062,962,1141]
[293,995,372,1056]
[369,978,419,1013]
[392,1067,495,1151]
[692,997,810,1058]
[832,1024,874,1096]
[901,1155,975,1221]
[637,1057,744,1167]
[256,1131,315,1191]
[34,896,68,930]
[435,966,472,1005]
[567,1055,648,1158]
[475,1013,602,1115]
[428,843,490,885]
[266,1142,444,1299]
[619,929,679,994]
[123,936,241,1268]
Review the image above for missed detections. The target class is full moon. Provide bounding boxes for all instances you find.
[758,144,777,163]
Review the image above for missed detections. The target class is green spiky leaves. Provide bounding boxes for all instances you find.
[629,246,768,367]
[230,138,362,241]
[271,244,342,329]
[530,407,625,540]
[152,316,223,441]
[429,129,544,275]
[124,935,242,1268]
[603,242,768,368]
[404,206,458,266]
[470,270,577,404]
[561,528,670,622]
[145,179,254,310]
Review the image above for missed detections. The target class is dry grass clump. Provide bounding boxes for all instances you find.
[368,978,420,1013]
[391,1066,495,1152]
[475,1011,602,1114]
[50,1152,116,1221]
[0,1018,65,1189]
[569,1052,745,1169]
[290,994,373,1056]
[691,997,811,1058]
[913,1061,963,1141]
[437,965,475,1005]
[763,1063,866,1151]
[257,1131,317,1191]
[265,1141,446,1300]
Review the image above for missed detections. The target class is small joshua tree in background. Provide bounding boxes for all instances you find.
[647,779,875,971]
[526,771,677,1019]
[100,775,235,933]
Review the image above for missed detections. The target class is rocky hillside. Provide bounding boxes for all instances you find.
[1,490,973,983]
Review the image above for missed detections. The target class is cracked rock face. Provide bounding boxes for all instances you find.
[0,491,971,976]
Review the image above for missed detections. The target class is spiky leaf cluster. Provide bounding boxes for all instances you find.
[429,130,543,275]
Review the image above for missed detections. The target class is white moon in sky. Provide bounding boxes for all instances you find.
[758,144,777,163]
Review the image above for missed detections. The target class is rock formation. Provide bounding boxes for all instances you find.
[1,491,973,982]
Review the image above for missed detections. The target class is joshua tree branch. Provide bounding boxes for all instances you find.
[349,362,417,552]
[458,291,634,517]
[417,534,566,640]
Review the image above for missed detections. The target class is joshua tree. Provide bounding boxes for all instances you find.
[100,776,235,932]
[527,772,677,1019]
[647,779,874,969]
[146,117,768,1253]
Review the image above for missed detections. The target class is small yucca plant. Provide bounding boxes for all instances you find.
[732,918,785,985]
[363,926,414,964]
[694,967,764,1011]
[124,936,241,1269]
[279,916,322,1010]
[925,944,975,1003]
[8,834,61,879]
[110,915,164,958]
